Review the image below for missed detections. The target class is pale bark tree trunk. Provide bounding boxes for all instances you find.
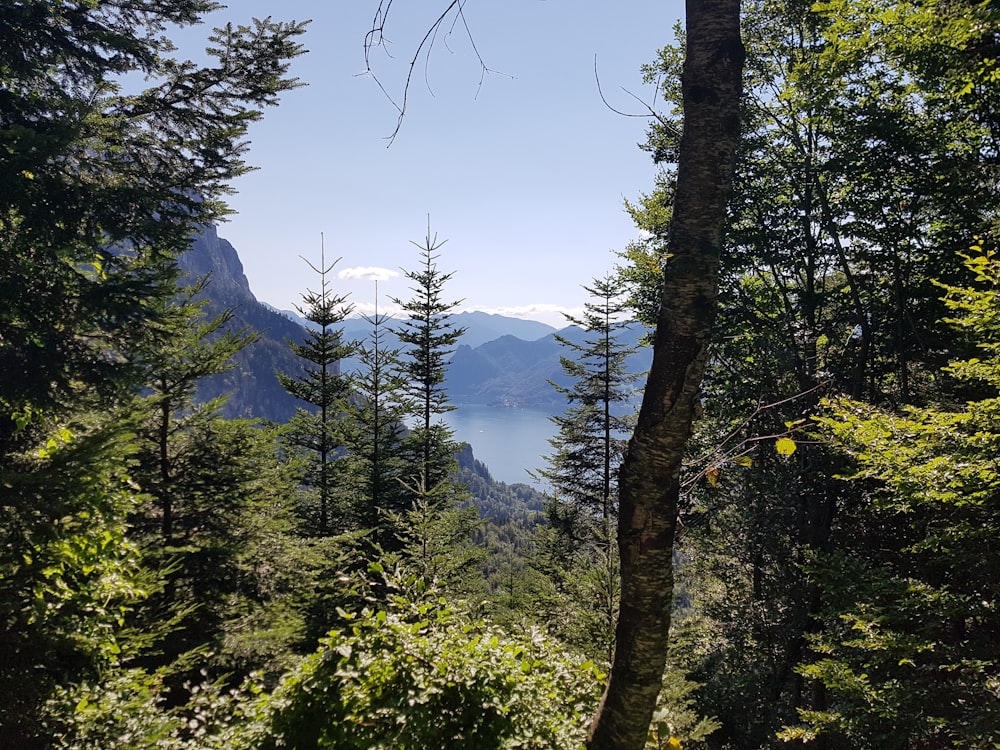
[586,1,744,748]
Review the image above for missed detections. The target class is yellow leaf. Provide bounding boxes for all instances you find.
[667,738,683,750]
[733,455,753,467]
[706,467,719,487]
[776,437,797,456]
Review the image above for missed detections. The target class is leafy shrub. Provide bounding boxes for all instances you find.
[250,580,605,749]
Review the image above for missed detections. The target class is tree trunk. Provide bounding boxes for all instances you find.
[586,1,744,748]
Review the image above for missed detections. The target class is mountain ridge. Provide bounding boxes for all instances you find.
[274,306,559,349]
[181,225,649,419]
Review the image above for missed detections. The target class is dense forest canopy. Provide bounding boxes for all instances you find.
[1,1,999,749]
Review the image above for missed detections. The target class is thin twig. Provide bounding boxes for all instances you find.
[363,1,505,145]
[594,53,680,137]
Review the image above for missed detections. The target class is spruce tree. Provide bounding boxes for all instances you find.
[0,7,305,745]
[339,289,413,545]
[134,278,258,545]
[389,224,478,585]
[120,268,346,699]
[390,223,467,506]
[538,275,641,659]
[279,239,355,536]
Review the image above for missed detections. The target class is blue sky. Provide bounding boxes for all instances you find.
[185,2,683,326]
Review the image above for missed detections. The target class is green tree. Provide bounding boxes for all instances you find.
[0,6,305,745]
[783,243,1000,747]
[538,275,640,661]
[0,416,147,748]
[388,223,477,584]
[135,279,257,545]
[393,476,484,595]
[587,2,745,747]
[125,278,272,682]
[279,242,356,536]
[615,0,1000,743]
[390,223,467,501]
[0,6,306,437]
[339,298,413,544]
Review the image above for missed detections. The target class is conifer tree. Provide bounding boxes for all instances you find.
[0,7,305,745]
[543,276,641,544]
[339,288,413,545]
[118,266,339,696]
[538,275,641,659]
[135,278,258,545]
[390,223,467,507]
[389,224,478,585]
[279,238,355,536]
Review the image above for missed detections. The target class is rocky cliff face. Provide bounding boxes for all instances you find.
[177,224,255,304]
[177,226,308,423]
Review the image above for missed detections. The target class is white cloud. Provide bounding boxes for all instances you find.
[338,266,399,282]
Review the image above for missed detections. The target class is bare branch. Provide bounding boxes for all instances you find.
[594,54,681,137]
[363,0,505,146]
[679,380,829,493]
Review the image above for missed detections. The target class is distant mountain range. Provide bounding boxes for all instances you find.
[274,307,559,350]
[272,308,648,411]
[448,325,649,409]
[181,226,650,419]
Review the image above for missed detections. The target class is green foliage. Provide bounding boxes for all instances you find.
[133,417,317,676]
[391,223,467,498]
[786,245,1000,747]
[457,457,558,626]
[536,276,640,661]
[616,0,1000,744]
[45,666,268,750]
[252,576,605,750]
[0,416,147,745]
[1,5,305,744]
[0,5,307,436]
[647,666,721,750]
[279,247,356,536]
[392,478,486,596]
[339,306,413,544]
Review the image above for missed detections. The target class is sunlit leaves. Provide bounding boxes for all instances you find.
[254,591,605,750]
[775,437,797,456]
[797,246,1000,745]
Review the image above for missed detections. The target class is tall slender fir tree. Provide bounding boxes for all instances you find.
[279,236,355,536]
[538,275,641,660]
[340,283,413,546]
[390,223,467,505]
[389,223,480,587]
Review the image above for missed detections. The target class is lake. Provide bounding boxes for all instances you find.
[442,404,557,486]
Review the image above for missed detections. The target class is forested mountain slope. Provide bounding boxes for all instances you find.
[177,225,309,423]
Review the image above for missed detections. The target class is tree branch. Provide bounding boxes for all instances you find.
[363,0,501,145]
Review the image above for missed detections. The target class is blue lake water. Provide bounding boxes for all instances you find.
[442,404,557,486]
